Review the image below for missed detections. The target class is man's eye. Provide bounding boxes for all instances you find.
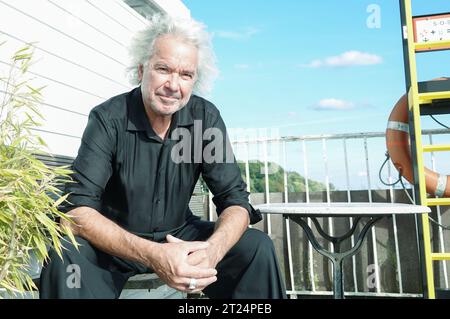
[181,73,193,80]
[156,67,169,73]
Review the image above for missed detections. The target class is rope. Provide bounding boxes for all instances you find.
[428,216,450,231]
[378,152,402,186]
[430,115,450,129]
[399,175,415,204]
[379,151,450,231]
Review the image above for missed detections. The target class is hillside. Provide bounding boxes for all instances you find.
[237,160,334,193]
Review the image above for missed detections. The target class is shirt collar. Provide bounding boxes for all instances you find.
[127,87,194,136]
[126,87,151,133]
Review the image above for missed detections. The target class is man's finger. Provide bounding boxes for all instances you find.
[184,240,210,253]
[187,250,206,266]
[166,235,209,252]
[179,276,218,292]
[182,264,217,278]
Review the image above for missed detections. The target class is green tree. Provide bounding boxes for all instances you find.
[237,160,334,193]
[0,44,77,298]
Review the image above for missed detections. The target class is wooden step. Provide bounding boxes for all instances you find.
[419,91,450,105]
[422,144,450,153]
[431,253,450,261]
[426,198,450,206]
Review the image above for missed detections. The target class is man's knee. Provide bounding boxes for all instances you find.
[247,228,275,251]
[233,228,276,261]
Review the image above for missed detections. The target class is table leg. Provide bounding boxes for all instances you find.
[289,215,383,299]
[333,257,344,299]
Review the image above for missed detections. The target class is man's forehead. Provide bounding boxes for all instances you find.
[150,39,198,70]
[151,55,197,71]
[154,35,197,54]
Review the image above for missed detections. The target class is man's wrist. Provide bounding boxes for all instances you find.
[131,235,162,267]
[207,236,226,265]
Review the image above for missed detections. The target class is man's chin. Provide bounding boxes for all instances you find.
[155,104,182,116]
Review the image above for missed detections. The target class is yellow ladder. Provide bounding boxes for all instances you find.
[400,0,450,299]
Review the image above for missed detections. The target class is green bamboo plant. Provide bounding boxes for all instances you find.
[0,44,77,298]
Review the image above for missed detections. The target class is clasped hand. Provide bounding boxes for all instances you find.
[149,234,219,293]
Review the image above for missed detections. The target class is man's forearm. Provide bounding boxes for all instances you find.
[207,205,250,263]
[63,206,160,267]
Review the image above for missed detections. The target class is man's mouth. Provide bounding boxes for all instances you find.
[158,94,179,102]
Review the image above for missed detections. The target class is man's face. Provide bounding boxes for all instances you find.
[139,35,198,117]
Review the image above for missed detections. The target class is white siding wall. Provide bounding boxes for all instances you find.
[0,0,189,157]
[152,0,190,19]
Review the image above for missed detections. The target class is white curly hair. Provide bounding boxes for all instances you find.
[127,14,218,96]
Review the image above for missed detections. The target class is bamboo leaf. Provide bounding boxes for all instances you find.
[1,280,21,293]
[52,193,69,208]
[61,224,79,251]
[36,136,48,147]
[13,46,31,56]
[0,45,74,296]
[32,236,47,259]
[12,276,23,292]
[14,54,31,61]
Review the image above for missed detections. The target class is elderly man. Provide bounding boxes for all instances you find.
[39,14,286,299]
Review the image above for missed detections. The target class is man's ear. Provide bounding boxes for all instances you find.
[138,64,144,82]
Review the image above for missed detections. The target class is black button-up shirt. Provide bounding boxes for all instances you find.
[62,87,261,237]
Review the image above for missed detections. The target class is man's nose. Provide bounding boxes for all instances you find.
[165,73,180,91]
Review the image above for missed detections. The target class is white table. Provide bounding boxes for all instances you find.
[254,202,431,299]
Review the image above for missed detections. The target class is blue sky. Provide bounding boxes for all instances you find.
[183,0,450,136]
[182,0,450,190]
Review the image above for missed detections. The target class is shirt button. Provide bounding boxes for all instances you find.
[155,199,161,204]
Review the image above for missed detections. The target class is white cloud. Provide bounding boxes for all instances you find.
[213,27,260,40]
[301,51,383,68]
[315,98,355,110]
[303,59,323,68]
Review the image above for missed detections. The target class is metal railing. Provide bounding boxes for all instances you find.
[220,128,450,298]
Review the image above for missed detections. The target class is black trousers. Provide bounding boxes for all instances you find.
[39,217,287,299]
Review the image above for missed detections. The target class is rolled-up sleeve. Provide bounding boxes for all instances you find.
[60,109,115,213]
[201,112,262,224]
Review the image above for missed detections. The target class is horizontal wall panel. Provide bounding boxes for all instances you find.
[0,62,106,114]
[0,39,131,97]
[86,0,148,32]
[35,130,81,157]
[4,0,130,65]
[48,0,142,44]
[0,2,130,83]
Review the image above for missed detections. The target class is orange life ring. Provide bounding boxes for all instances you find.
[386,91,450,198]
